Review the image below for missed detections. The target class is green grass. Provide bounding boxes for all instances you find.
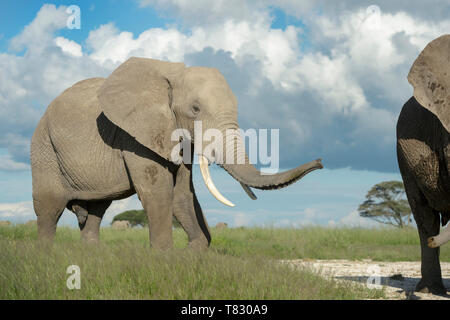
[1,224,442,300]
[210,226,450,262]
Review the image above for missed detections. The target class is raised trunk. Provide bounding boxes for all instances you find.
[221,159,322,190]
[197,123,323,206]
[220,128,323,190]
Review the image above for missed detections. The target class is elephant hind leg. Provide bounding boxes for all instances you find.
[79,200,112,243]
[33,192,67,243]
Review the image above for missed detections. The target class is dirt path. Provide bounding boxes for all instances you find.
[282,259,450,300]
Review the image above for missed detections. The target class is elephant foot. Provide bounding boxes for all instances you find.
[416,278,447,295]
[187,236,209,250]
[427,236,439,248]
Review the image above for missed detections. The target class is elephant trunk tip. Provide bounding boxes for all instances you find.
[315,158,324,169]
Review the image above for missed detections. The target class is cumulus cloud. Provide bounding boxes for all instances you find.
[2,1,450,175]
[0,154,30,171]
[0,4,109,171]
[9,4,68,54]
[328,210,381,228]
[0,201,34,219]
[54,37,83,57]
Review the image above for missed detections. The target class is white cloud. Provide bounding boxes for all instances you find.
[54,37,82,57]
[86,18,302,91]
[328,210,381,228]
[0,154,30,171]
[2,1,450,175]
[0,201,34,219]
[87,23,189,66]
[234,212,251,227]
[0,5,109,170]
[9,4,68,54]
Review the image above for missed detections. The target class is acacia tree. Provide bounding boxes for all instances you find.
[358,181,412,228]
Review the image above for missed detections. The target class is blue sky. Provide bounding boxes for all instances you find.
[0,1,449,228]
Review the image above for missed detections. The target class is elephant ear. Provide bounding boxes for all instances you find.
[98,57,184,161]
[408,34,450,132]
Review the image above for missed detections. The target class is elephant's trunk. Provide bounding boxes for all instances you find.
[197,126,323,206]
[221,159,323,190]
[220,128,322,190]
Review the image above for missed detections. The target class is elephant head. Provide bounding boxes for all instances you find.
[98,57,323,206]
[408,34,450,131]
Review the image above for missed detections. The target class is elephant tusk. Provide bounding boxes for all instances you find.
[240,183,257,200]
[199,155,235,207]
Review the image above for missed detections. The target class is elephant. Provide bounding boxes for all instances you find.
[31,57,323,249]
[111,220,131,230]
[396,34,450,295]
[0,221,11,227]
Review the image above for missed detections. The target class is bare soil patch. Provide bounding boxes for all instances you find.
[282,259,450,300]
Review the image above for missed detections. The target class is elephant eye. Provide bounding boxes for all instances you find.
[192,105,200,115]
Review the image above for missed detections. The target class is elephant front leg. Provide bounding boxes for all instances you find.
[173,163,211,249]
[416,211,446,295]
[141,188,174,250]
[124,150,176,250]
[405,186,446,294]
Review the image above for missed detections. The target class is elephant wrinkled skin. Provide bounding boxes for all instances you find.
[397,34,450,295]
[31,57,323,249]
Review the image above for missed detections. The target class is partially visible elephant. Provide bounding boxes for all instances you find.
[25,220,37,226]
[111,220,131,230]
[215,222,228,229]
[396,34,450,295]
[31,57,323,249]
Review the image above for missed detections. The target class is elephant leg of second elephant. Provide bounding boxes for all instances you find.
[173,163,211,249]
[80,200,112,243]
[415,208,445,294]
[401,172,446,294]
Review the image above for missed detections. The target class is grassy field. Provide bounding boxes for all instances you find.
[1,224,447,299]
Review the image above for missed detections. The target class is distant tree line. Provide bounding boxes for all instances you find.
[112,210,182,228]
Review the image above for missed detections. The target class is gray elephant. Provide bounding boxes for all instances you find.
[31,57,323,249]
[111,220,131,230]
[397,34,450,295]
